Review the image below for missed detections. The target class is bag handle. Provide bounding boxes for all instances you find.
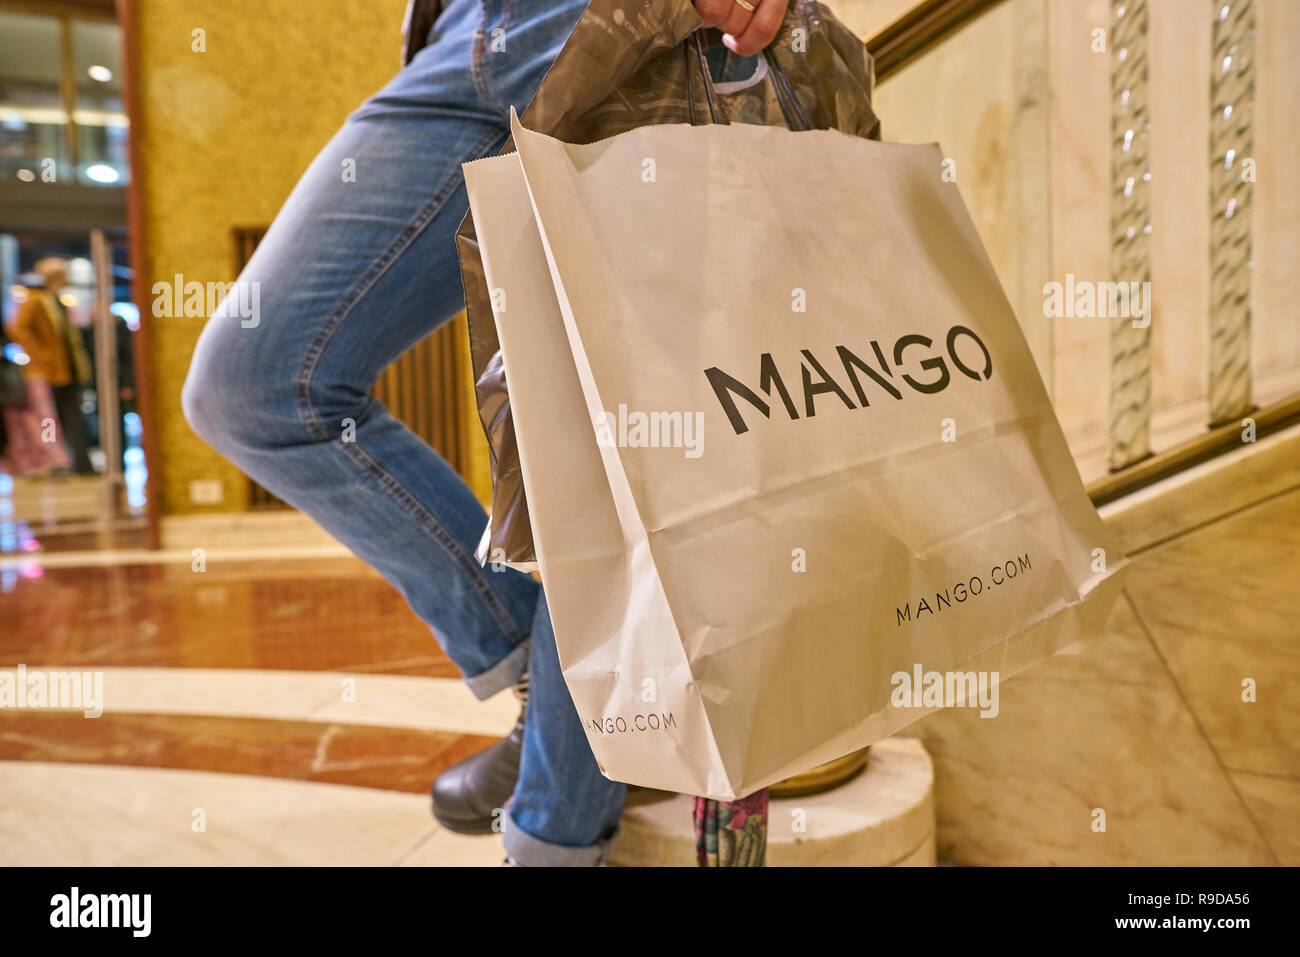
[684,28,813,131]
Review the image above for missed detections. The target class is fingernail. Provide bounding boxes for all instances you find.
[722,33,738,52]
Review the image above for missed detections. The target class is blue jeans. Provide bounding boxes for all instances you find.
[182,0,626,866]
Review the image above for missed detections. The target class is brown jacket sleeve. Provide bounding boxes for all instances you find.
[11,295,66,384]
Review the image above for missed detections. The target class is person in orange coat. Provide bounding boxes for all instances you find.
[9,258,95,473]
[0,319,71,477]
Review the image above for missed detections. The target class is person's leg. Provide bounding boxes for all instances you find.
[183,0,542,693]
[456,0,630,864]
[51,383,93,473]
[503,592,626,865]
[183,0,623,864]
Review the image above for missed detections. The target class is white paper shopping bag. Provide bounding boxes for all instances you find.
[463,110,1128,800]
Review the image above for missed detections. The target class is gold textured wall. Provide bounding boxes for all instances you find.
[459,320,494,507]
[135,0,413,514]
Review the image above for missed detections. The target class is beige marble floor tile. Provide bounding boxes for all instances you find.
[898,595,1277,865]
[1123,489,1300,778]
[1230,770,1300,866]
[397,827,504,867]
[0,760,486,866]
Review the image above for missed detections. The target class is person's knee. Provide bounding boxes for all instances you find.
[182,320,289,457]
[182,331,234,452]
[183,311,370,459]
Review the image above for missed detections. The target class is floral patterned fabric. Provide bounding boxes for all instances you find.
[693,789,768,867]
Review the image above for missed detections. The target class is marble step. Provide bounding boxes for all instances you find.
[608,736,935,866]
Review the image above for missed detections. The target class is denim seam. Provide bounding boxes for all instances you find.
[471,0,511,120]
[294,123,501,435]
[331,426,528,644]
[292,124,524,643]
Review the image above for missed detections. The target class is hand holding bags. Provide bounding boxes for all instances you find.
[462,4,1128,800]
[459,0,880,567]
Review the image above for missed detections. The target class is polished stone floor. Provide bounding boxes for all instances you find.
[4,431,1297,866]
[1,532,515,865]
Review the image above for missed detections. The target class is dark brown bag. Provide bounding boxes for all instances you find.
[457,0,880,564]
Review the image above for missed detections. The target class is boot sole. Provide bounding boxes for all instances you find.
[432,804,499,835]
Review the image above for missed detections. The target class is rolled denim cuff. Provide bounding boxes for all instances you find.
[503,808,617,867]
[463,640,529,701]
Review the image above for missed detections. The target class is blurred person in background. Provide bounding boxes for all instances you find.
[0,316,71,477]
[8,258,95,475]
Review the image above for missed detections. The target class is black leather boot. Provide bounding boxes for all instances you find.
[431,676,527,834]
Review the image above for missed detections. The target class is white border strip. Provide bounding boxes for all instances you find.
[0,667,517,738]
